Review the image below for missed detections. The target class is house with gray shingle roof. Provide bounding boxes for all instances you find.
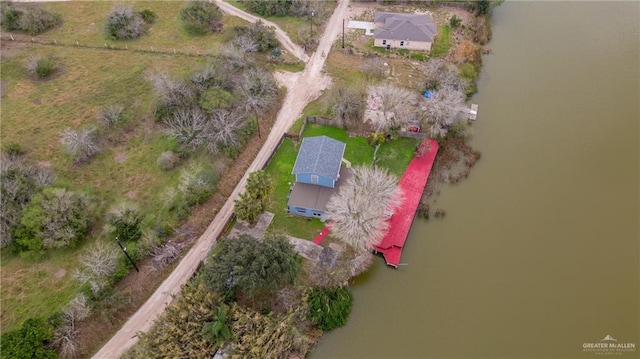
[287,136,352,220]
[374,12,437,52]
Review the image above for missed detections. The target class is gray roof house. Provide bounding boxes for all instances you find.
[373,12,437,52]
[287,136,352,221]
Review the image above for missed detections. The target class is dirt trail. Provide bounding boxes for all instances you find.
[92,1,350,358]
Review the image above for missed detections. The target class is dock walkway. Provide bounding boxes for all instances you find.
[374,140,439,267]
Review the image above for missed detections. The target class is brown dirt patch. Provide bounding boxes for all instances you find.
[114,152,127,163]
[125,190,137,200]
[54,268,67,279]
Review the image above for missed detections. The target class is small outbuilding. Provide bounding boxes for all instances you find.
[373,12,437,52]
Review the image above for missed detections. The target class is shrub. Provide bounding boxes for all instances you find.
[180,0,223,35]
[138,9,156,24]
[51,295,91,358]
[449,14,461,28]
[24,54,58,79]
[0,157,54,248]
[98,104,124,126]
[15,187,93,253]
[156,151,179,170]
[307,287,353,331]
[0,317,56,359]
[60,127,100,162]
[178,163,216,206]
[198,87,236,113]
[106,202,142,242]
[0,2,62,35]
[105,4,146,40]
[2,141,25,156]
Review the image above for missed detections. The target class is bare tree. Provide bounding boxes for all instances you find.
[328,85,365,130]
[73,242,120,297]
[164,109,211,151]
[423,86,466,138]
[233,34,259,53]
[237,68,278,138]
[365,83,418,134]
[361,57,387,80]
[52,294,91,358]
[326,166,403,252]
[207,109,246,155]
[221,44,254,71]
[105,4,146,40]
[147,71,195,113]
[60,127,100,162]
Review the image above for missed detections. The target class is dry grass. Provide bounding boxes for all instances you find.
[32,1,249,54]
[0,41,212,331]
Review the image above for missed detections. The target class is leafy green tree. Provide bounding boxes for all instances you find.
[307,287,353,331]
[107,203,142,242]
[15,187,93,254]
[233,191,263,223]
[180,0,223,35]
[204,235,301,303]
[0,317,57,359]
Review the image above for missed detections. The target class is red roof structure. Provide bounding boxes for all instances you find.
[374,140,439,267]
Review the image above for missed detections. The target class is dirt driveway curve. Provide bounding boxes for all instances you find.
[93,1,351,358]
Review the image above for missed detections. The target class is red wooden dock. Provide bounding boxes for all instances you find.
[374,140,439,267]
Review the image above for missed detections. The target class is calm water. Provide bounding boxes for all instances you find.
[310,2,639,358]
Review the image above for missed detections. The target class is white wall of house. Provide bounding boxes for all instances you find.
[374,38,432,51]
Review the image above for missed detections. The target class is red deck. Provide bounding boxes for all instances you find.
[374,140,439,267]
[313,225,331,244]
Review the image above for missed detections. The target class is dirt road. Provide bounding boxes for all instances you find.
[93,1,351,358]
[214,0,309,62]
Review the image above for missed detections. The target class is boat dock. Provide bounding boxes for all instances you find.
[374,140,439,267]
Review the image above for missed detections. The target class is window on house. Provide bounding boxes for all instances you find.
[400,41,404,46]
[382,39,387,45]
[310,175,319,183]
[313,212,321,217]
[296,207,306,213]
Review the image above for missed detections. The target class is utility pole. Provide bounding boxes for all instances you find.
[310,10,315,37]
[342,19,345,48]
[115,236,139,272]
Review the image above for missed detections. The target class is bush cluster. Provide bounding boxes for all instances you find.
[0,2,62,35]
[180,0,223,35]
[233,20,278,53]
[24,54,58,79]
[14,187,94,256]
[306,287,353,331]
[104,5,152,40]
[98,105,124,127]
[0,155,55,248]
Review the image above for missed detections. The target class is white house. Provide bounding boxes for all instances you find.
[373,12,437,52]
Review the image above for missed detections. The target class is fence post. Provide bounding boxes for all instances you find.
[10,34,14,41]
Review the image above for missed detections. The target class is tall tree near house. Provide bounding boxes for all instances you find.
[233,191,263,223]
[238,68,278,139]
[423,86,466,138]
[326,166,403,253]
[245,170,273,206]
[365,84,418,161]
[204,235,301,303]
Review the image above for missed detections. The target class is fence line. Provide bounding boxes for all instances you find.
[1,32,216,58]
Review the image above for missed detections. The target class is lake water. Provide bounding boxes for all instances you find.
[310,2,639,358]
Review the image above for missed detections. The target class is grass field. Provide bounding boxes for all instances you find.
[0,2,256,329]
[264,124,419,239]
[32,1,250,55]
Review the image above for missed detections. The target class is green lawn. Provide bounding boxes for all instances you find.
[430,25,452,57]
[264,125,419,240]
